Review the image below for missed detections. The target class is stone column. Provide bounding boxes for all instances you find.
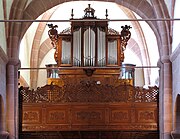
[14,65,19,139]
[6,60,19,139]
[170,44,180,138]
[159,58,173,139]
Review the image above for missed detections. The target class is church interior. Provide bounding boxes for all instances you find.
[0,0,180,139]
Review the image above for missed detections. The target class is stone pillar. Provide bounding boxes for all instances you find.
[170,44,180,138]
[159,58,173,139]
[14,65,19,139]
[6,60,19,139]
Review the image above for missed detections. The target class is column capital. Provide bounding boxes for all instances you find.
[7,58,21,68]
[157,56,171,68]
[161,55,171,64]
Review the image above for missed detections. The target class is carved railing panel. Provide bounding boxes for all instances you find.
[20,81,158,103]
[21,103,158,131]
[19,79,159,132]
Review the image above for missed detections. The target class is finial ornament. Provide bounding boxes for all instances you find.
[84,4,96,18]
[105,9,108,19]
[71,9,74,19]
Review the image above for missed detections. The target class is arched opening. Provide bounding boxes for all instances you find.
[3,1,175,138]
[19,1,159,89]
[18,2,160,139]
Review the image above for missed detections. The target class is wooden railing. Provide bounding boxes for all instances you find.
[19,81,158,132]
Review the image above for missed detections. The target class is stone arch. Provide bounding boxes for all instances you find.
[127,38,143,64]
[150,1,170,58]
[8,0,167,70]
[19,76,29,87]
[8,1,170,88]
[35,39,53,88]
[9,0,162,88]
[38,39,53,66]
[8,0,28,59]
[9,0,161,54]
[7,1,172,138]
[29,7,58,88]
[120,5,152,84]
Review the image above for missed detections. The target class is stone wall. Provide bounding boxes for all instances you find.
[0,50,7,131]
[171,44,180,138]
[0,1,7,54]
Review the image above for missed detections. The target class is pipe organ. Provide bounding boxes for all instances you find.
[19,4,159,139]
[48,4,131,68]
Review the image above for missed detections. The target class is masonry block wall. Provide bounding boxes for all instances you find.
[172,44,180,133]
[0,56,7,131]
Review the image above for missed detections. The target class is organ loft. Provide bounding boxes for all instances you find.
[19,4,159,139]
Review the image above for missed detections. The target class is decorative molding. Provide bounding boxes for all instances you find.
[21,122,158,131]
[138,110,155,122]
[23,111,40,123]
[21,103,158,131]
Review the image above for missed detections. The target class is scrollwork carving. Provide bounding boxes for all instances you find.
[139,111,154,121]
[48,24,58,48]
[23,111,39,122]
[20,77,158,103]
[120,25,132,62]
